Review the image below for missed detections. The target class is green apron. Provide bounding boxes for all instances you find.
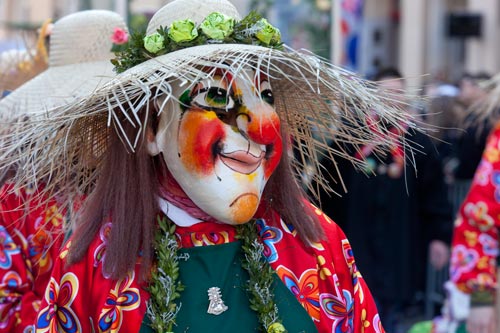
[140,241,317,332]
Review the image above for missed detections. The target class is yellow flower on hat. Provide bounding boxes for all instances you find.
[168,19,198,43]
[201,12,235,40]
[255,18,281,45]
[144,32,165,53]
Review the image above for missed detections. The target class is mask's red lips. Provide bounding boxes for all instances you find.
[219,150,265,174]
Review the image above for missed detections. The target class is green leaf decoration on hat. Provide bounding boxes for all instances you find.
[168,19,199,43]
[144,32,165,53]
[111,11,283,73]
[254,18,281,46]
[200,12,235,40]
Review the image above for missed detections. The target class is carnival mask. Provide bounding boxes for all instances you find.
[148,68,283,224]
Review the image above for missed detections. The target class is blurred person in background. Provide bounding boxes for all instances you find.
[423,86,462,188]
[315,67,453,333]
[445,73,492,213]
[0,10,127,332]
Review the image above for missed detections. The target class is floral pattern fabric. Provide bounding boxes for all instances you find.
[0,183,65,333]
[450,122,500,299]
[34,201,383,333]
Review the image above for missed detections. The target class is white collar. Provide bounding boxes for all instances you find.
[158,197,204,227]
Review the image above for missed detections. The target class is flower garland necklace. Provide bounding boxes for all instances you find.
[147,215,287,333]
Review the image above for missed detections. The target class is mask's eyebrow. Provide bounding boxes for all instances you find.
[212,68,234,88]
[255,72,270,89]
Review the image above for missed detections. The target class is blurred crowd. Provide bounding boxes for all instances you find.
[0,5,499,333]
[311,68,498,333]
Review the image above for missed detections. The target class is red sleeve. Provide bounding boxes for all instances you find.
[450,124,500,300]
[310,203,385,333]
[34,222,148,333]
[0,184,64,333]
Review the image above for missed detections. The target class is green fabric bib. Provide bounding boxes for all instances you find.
[140,241,317,333]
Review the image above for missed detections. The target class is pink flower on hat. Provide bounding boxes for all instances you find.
[111,27,128,44]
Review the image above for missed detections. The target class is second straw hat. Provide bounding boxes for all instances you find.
[0,10,128,120]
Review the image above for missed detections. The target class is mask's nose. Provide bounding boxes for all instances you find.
[236,103,280,145]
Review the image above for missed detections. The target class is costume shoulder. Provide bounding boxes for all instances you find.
[284,200,385,333]
[450,123,500,304]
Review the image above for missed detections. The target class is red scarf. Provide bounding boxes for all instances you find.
[157,161,221,223]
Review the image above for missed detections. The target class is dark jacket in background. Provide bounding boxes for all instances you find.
[315,129,453,308]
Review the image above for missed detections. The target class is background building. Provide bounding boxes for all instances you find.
[0,0,499,88]
[334,0,500,88]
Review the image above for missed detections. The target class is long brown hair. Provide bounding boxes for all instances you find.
[67,100,324,280]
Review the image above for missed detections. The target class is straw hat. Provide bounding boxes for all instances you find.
[0,10,127,121]
[0,0,420,205]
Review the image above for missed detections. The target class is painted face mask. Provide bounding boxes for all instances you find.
[149,67,283,224]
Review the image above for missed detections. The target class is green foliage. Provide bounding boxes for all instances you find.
[110,11,284,73]
[111,31,153,73]
[147,215,184,332]
[237,221,287,333]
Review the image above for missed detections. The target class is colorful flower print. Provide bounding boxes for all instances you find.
[36,273,81,333]
[478,234,499,257]
[28,228,53,275]
[0,271,23,329]
[463,201,495,232]
[190,231,230,246]
[360,309,370,333]
[23,325,35,333]
[98,271,140,333]
[256,219,282,263]
[0,226,20,269]
[373,314,384,333]
[484,141,500,163]
[94,223,112,277]
[280,219,297,237]
[59,241,71,260]
[276,265,320,321]
[341,239,357,275]
[1,270,22,289]
[491,171,500,203]
[43,205,64,228]
[450,245,479,281]
[473,160,492,186]
[309,241,325,252]
[311,204,332,224]
[320,289,354,333]
[316,255,332,280]
[464,230,478,247]
[341,239,364,301]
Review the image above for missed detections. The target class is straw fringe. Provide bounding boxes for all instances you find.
[0,44,423,215]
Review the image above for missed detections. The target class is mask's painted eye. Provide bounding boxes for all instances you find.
[259,81,274,105]
[192,86,235,109]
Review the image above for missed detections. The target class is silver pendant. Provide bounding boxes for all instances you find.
[207,287,228,315]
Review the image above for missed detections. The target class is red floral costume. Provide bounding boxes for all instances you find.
[0,183,65,333]
[34,202,384,333]
[450,122,500,305]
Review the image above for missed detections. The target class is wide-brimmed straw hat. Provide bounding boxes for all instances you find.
[0,0,420,207]
[0,10,127,121]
